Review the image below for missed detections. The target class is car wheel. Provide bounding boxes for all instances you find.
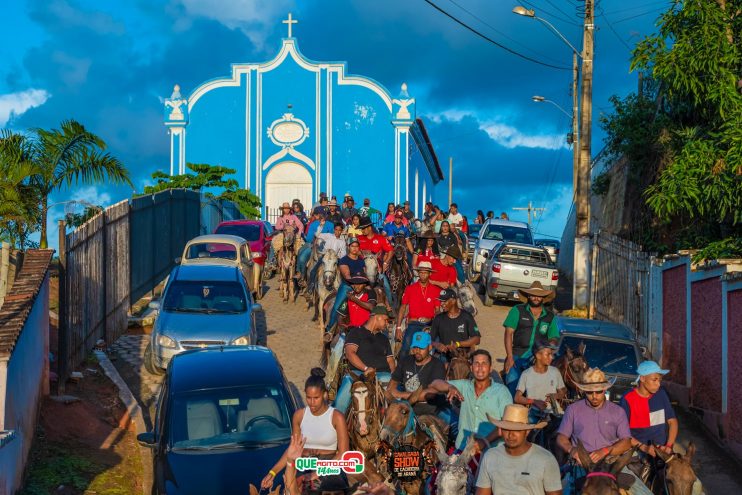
[483,290,493,307]
[467,265,479,283]
[144,342,165,376]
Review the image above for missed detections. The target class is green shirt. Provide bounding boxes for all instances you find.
[449,379,513,449]
[503,304,559,357]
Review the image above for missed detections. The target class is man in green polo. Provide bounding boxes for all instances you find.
[502,281,559,396]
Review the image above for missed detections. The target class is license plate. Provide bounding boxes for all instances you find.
[531,269,548,278]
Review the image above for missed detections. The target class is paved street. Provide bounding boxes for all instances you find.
[109,277,742,493]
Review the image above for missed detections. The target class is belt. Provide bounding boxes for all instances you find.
[409,318,432,324]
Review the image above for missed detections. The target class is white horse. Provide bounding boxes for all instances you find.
[313,249,339,329]
[434,433,477,495]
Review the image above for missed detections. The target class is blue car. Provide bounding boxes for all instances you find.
[138,346,299,494]
[145,264,262,375]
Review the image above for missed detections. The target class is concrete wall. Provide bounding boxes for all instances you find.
[690,277,723,412]
[0,275,49,495]
[661,264,687,385]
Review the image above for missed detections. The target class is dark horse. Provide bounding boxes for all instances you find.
[554,342,589,399]
[386,234,413,310]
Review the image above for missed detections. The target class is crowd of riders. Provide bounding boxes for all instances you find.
[260,192,696,495]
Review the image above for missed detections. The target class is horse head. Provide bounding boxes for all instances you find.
[559,344,589,392]
[656,443,698,495]
[283,227,296,247]
[434,435,476,495]
[446,348,471,380]
[321,250,338,289]
[363,253,379,284]
[392,235,407,261]
[577,441,637,495]
[350,378,373,437]
[411,219,423,234]
[380,395,419,444]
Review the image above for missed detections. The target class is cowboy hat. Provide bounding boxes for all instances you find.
[281,202,291,209]
[417,230,438,239]
[327,199,338,206]
[575,367,616,392]
[517,281,555,303]
[442,245,463,260]
[487,405,546,431]
[348,274,369,285]
[416,261,435,272]
[358,216,374,228]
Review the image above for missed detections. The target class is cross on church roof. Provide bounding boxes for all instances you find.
[283,13,298,38]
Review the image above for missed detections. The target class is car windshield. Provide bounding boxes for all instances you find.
[537,240,560,249]
[558,336,639,375]
[163,281,247,313]
[169,386,292,450]
[468,224,482,237]
[482,224,533,244]
[185,243,237,261]
[216,224,262,242]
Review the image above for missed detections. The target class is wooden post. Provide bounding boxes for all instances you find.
[57,220,68,393]
[448,157,453,206]
[0,242,9,306]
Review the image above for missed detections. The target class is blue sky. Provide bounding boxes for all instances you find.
[1,0,669,251]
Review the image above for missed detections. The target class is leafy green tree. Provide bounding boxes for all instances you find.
[64,205,104,228]
[144,163,261,218]
[31,120,131,248]
[0,131,42,248]
[601,0,742,255]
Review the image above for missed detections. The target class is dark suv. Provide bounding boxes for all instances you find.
[138,347,299,494]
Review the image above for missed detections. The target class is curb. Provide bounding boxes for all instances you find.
[94,350,153,495]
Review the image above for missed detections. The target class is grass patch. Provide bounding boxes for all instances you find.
[21,444,101,494]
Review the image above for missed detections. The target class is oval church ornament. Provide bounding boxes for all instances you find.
[268,113,309,148]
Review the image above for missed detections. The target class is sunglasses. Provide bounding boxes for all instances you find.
[585,390,606,396]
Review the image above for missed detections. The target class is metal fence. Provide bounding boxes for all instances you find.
[58,190,243,384]
[589,230,654,344]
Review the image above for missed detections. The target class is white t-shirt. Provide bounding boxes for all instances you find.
[316,233,347,258]
[447,212,463,227]
[475,443,562,494]
[516,366,565,407]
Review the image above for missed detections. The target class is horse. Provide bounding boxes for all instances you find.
[432,433,477,495]
[653,443,699,495]
[377,389,446,495]
[574,441,638,495]
[276,227,299,303]
[446,347,471,380]
[310,249,339,329]
[456,281,478,317]
[346,372,385,484]
[387,234,413,310]
[554,342,589,399]
[363,251,390,309]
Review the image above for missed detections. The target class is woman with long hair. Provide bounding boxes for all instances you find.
[345,213,363,237]
[383,202,396,224]
[261,368,349,492]
[412,232,439,267]
[474,210,485,224]
[437,221,461,253]
[293,202,308,226]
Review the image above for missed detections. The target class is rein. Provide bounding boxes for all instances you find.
[382,400,418,444]
[586,472,617,482]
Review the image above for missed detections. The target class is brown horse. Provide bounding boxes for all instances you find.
[554,342,589,399]
[576,441,637,495]
[346,372,385,484]
[377,389,446,495]
[446,347,471,380]
[654,443,699,495]
[276,227,298,303]
[386,234,413,310]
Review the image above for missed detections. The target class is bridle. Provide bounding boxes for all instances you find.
[586,472,617,482]
[381,400,418,445]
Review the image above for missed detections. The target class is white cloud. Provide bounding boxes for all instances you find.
[179,0,294,47]
[0,89,51,126]
[69,185,112,208]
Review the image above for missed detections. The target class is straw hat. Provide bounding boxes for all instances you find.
[281,202,291,209]
[575,367,616,392]
[416,261,434,272]
[487,405,546,431]
[517,281,555,303]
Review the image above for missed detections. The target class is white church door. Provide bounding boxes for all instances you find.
[264,162,313,212]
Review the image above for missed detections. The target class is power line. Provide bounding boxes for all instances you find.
[612,7,667,25]
[601,1,669,16]
[542,0,580,23]
[444,0,567,66]
[422,0,571,71]
[597,4,633,53]
[519,0,582,27]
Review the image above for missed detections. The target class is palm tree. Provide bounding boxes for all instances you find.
[31,120,132,248]
[0,131,41,248]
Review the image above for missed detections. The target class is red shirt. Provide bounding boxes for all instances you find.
[415,249,436,266]
[348,289,377,327]
[429,258,457,286]
[402,282,441,320]
[359,234,392,254]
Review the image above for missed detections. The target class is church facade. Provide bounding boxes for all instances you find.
[163,16,444,218]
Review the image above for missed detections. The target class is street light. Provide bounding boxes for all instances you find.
[531,95,572,120]
[512,6,581,57]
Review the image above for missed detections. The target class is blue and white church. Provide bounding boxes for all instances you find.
[163,14,444,218]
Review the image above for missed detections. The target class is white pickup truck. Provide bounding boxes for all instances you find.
[479,241,558,306]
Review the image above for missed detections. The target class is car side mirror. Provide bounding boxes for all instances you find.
[148,301,160,310]
[174,257,182,264]
[253,303,263,312]
[137,432,157,448]
[640,346,649,358]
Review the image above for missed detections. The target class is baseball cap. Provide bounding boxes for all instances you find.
[636,361,669,378]
[370,305,393,318]
[411,332,431,349]
[347,237,360,246]
[438,288,457,302]
[532,339,558,353]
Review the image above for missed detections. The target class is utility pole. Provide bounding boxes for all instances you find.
[448,157,453,206]
[573,0,594,310]
[571,52,579,194]
[513,201,545,226]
